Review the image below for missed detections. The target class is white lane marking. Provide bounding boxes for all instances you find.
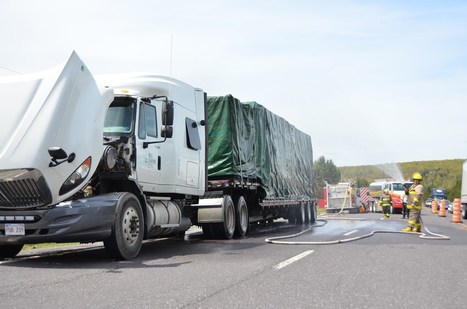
[343,229,358,236]
[273,250,313,270]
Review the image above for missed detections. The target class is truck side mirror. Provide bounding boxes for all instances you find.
[48,147,68,160]
[162,100,174,126]
[48,147,76,167]
[161,126,173,138]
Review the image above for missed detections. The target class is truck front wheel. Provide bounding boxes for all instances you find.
[104,193,144,260]
[0,244,24,259]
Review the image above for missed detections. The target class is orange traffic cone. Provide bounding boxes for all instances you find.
[431,199,438,214]
[451,198,462,223]
[438,200,446,217]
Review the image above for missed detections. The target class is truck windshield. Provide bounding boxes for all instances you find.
[104,97,136,135]
[392,183,405,191]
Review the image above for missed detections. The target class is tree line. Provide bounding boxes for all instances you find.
[313,157,465,201]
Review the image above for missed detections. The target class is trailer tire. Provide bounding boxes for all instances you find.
[305,202,312,224]
[288,207,297,225]
[297,203,306,225]
[0,244,24,259]
[234,196,249,237]
[462,204,467,219]
[309,201,317,224]
[104,193,144,260]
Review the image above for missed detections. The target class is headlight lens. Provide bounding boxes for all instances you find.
[59,157,92,195]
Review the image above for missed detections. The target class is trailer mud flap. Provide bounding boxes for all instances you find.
[193,198,224,223]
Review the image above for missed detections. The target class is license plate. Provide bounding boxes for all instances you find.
[5,223,25,236]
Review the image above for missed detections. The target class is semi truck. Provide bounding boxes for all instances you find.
[0,52,314,260]
[432,188,447,201]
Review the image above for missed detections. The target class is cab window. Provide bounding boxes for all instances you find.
[138,103,158,139]
[185,117,201,150]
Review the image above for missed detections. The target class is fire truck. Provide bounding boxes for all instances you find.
[325,182,359,213]
[369,180,410,213]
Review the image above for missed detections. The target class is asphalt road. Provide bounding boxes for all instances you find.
[1,210,466,309]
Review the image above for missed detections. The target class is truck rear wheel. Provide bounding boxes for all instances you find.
[202,224,216,238]
[213,195,236,239]
[0,244,24,259]
[234,196,249,237]
[104,193,144,260]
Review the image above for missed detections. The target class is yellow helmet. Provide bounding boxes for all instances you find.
[412,172,423,181]
[383,189,390,195]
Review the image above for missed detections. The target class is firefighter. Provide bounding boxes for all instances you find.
[402,172,424,232]
[381,189,392,218]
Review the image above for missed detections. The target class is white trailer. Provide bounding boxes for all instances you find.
[461,160,467,219]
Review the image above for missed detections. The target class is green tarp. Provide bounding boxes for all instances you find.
[207,95,313,199]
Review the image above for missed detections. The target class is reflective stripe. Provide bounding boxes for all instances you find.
[381,197,392,207]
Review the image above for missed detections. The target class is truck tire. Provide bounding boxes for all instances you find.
[462,204,467,219]
[104,192,144,260]
[309,201,317,224]
[213,195,236,239]
[0,244,24,259]
[202,224,216,238]
[297,203,306,225]
[288,207,297,225]
[234,196,249,237]
[305,202,312,224]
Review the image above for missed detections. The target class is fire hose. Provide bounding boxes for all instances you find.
[264,216,450,245]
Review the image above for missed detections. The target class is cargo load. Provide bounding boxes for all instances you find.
[207,95,313,199]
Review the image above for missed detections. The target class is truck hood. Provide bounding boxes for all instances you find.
[0,51,113,206]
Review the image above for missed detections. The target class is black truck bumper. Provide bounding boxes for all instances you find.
[0,193,119,245]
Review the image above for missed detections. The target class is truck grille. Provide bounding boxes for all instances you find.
[0,169,52,209]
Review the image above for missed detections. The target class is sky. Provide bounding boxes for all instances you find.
[1,0,466,167]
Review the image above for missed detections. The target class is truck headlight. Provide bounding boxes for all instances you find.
[59,157,92,195]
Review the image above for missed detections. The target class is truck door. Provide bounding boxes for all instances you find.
[135,101,162,190]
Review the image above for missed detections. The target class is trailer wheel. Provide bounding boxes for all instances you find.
[462,204,467,219]
[305,202,312,224]
[234,196,249,237]
[213,195,236,239]
[297,203,306,225]
[0,244,24,259]
[288,207,297,224]
[310,201,317,223]
[104,192,144,260]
